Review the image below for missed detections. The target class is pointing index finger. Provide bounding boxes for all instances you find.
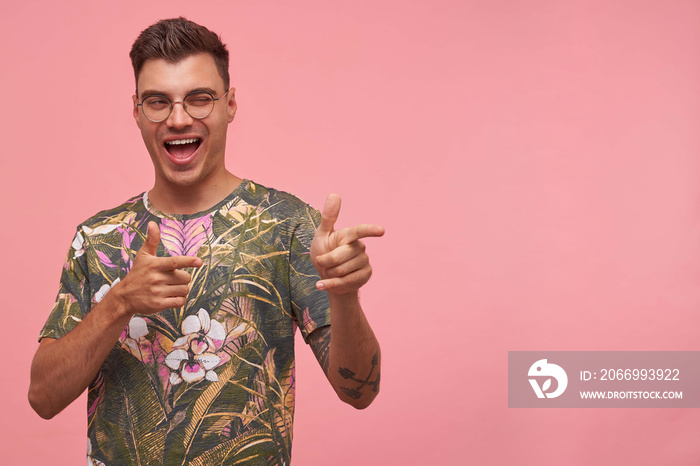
[157,255,203,271]
[339,224,386,245]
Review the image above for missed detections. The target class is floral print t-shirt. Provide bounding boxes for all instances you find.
[39,180,331,465]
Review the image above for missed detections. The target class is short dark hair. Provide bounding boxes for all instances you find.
[130,17,230,93]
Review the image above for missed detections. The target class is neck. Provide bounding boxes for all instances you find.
[148,170,243,215]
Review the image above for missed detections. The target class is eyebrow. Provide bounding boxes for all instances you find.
[139,87,222,100]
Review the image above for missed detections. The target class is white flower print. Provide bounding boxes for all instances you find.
[94,277,120,303]
[72,231,85,259]
[72,224,119,259]
[87,437,105,466]
[122,316,148,351]
[165,309,225,384]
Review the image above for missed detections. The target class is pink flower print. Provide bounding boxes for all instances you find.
[300,307,320,333]
[96,250,117,269]
[165,309,225,384]
[117,226,137,270]
[160,216,212,257]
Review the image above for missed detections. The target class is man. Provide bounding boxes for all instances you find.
[28,17,382,465]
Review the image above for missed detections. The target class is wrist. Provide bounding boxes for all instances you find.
[327,290,360,307]
[103,280,134,323]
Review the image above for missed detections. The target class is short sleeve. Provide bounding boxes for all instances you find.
[38,229,92,341]
[289,205,331,343]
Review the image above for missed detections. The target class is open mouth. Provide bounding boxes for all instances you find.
[165,138,202,159]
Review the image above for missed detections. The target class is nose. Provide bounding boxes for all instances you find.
[166,101,194,129]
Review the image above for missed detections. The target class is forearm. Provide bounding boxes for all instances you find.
[326,292,381,409]
[28,292,131,419]
[30,222,199,419]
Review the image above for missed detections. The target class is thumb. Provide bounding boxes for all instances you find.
[140,221,161,256]
[318,193,341,234]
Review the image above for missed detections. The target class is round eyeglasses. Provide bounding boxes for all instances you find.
[136,89,229,122]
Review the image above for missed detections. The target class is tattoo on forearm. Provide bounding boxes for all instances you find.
[310,328,380,400]
[309,326,331,375]
[338,351,380,400]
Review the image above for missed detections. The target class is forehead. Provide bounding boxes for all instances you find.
[136,53,225,98]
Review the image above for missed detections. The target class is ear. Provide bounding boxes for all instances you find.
[227,88,237,123]
[132,94,140,123]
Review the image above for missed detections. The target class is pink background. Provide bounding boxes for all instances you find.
[3,1,700,464]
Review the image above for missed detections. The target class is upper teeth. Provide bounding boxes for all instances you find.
[166,138,199,145]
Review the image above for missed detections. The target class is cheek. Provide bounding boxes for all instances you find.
[208,121,228,145]
[139,125,160,147]
[135,119,149,139]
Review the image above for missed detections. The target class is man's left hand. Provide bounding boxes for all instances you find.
[310,194,385,295]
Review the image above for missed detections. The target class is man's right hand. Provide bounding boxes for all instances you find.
[29,221,203,419]
[114,221,202,317]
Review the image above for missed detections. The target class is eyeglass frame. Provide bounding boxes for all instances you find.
[135,89,230,123]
